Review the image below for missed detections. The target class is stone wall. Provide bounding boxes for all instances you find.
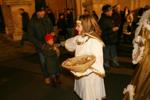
[1,0,35,41]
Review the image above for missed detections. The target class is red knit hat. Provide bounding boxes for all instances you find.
[45,34,54,42]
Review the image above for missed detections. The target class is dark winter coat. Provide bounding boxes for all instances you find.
[98,13,118,45]
[42,44,60,75]
[28,14,54,51]
[47,12,56,26]
[21,11,30,32]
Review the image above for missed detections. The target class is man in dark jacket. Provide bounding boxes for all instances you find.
[19,8,30,46]
[28,7,54,85]
[98,4,119,69]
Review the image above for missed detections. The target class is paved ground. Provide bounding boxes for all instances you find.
[0,34,134,100]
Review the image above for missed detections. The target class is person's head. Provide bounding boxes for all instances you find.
[75,15,101,37]
[59,13,65,19]
[92,10,96,14]
[66,8,71,14]
[45,34,54,45]
[113,4,121,13]
[19,8,25,14]
[83,9,90,16]
[124,6,129,11]
[102,4,113,16]
[36,7,46,18]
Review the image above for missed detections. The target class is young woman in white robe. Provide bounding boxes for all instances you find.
[65,15,106,100]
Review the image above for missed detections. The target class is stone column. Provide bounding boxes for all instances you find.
[1,0,35,41]
[75,0,83,17]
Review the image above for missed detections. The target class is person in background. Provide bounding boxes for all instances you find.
[98,4,119,70]
[112,4,123,44]
[46,7,56,27]
[19,8,30,47]
[28,7,54,85]
[42,34,61,87]
[83,9,90,16]
[65,15,106,100]
[57,13,68,41]
[92,10,99,22]
[66,8,74,37]
[66,8,74,27]
[79,9,90,19]
[122,9,134,43]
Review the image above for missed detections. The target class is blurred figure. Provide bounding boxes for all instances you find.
[42,34,61,87]
[0,8,5,33]
[122,7,130,23]
[28,7,54,85]
[83,9,90,16]
[123,9,150,99]
[143,5,150,11]
[46,7,56,27]
[57,13,68,41]
[79,9,90,20]
[98,4,119,70]
[122,9,134,43]
[112,4,122,27]
[65,15,106,100]
[66,8,74,28]
[19,8,30,46]
[112,4,123,43]
[66,8,74,37]
[19,8,30,33]
[92,10,99,21]
[132,7,145,33]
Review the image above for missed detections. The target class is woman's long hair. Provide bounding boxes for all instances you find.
[79,15,102,40]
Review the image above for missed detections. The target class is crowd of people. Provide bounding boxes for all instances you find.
[18,4,150,100]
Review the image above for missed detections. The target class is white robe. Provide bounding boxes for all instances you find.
[65,35,106,100]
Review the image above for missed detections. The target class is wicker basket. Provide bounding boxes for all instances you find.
[61,55,96,72]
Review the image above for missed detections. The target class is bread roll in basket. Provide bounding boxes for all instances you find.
[61,55,96,72]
